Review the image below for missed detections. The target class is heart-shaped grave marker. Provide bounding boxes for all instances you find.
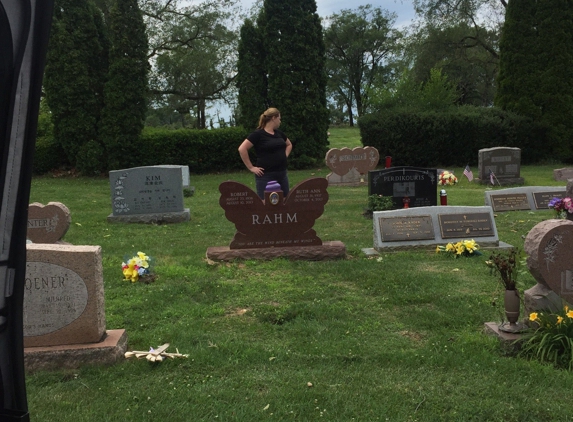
[325,147,379,176]
[27,202,71,244]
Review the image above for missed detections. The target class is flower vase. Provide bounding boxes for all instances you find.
[499,289,524,333]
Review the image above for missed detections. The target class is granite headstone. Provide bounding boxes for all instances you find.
[484,186,566,212]
[27,202,71,243]
[369,166,438,208]
[108,166,190,223]
[24,244,106,347]
[325,147,379,186]
[478,147,524,185]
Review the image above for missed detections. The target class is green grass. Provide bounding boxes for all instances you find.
[327,126,362,149]
[25,163,573,421]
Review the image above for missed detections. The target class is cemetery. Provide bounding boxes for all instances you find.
[22,152,573,421]
[4,0,573,420]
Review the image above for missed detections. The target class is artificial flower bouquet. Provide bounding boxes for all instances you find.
[122,251,154,283]
[436,239,480,257]
[438,171,458,186]
[548,197,573,219]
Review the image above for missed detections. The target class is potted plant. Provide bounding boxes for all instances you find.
[486,248,525,333]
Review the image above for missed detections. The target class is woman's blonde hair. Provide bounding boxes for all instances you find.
[257,107,280,129]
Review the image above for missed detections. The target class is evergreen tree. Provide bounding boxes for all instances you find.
[496,0,573,160]
[100,0,149,170]
[494,0,540,118]
[44,0,107,172]
[236,18,268,129]
[262,0,329,167]
[535,0,573,159]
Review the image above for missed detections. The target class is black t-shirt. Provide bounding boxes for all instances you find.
[246,129,288,172]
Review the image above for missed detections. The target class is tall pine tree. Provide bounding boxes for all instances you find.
[496,0,573,160]
[236,18,268,129]
[99,0,149,170]
[44,0,108,172]
[237,0,329,168]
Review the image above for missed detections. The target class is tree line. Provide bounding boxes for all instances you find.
[42,0,573,173]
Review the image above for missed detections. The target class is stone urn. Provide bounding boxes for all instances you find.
[499,289,524,333]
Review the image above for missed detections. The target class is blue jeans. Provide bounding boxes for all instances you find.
[255,170,289,199]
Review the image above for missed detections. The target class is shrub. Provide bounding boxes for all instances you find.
[358,106,551,167]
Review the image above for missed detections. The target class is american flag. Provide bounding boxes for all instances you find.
[463,165,473,182]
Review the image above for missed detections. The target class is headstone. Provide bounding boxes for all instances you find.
[478,147,524,185]
[524,219,573,313]
[108,166,190,224]
[153,164,190,188]
[325,147,379,186]
[484,186,566,212]
[369,166,437,208]
[27,202,71,243]
[24,244,106,347]
[553,168,573,181]
[207,178,346,261]
[370,206,512,253]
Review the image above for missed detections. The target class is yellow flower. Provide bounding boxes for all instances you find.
[567,310,573,319]
[557,316,564,324]
[529,312,538,322]
[445,243,455,252]
[435,246,441,253]
[123,260,139,282]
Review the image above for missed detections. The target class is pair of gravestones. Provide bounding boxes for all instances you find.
[24,202,126,371]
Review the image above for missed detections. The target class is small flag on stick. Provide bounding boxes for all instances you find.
[489,169,495,185]
[463,165,473,182]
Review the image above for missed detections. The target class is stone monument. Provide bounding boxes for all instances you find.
[553,168,573,182]
[484,186,566,212]
[366,205,512,254]
[108,165,190,224]
[23,244,127,371]
[27,202,71,243]
[478,147,524,186]
[325,147,379,186]
[207,178,346,261]
[369,166,438,208]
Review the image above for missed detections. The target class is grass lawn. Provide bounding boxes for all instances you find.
[25,128,573,421]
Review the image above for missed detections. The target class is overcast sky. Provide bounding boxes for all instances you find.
[238,0,417,27]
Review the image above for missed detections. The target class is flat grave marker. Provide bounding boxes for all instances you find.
[484,186,566,212]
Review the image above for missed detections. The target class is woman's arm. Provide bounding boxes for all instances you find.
[238,139,264,176]
[285,138,292,158]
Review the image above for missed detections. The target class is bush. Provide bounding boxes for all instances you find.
[132,127,250,173]
[358,106,551,167]
[33,136,68,174]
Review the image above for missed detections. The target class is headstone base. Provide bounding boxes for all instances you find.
[362,241,514,255]
[24,329,127,372]
[107,209,190,224]
[326,168,366,186]
[478,177,524,186]
[207,241,346,262]
[484,322,523,353]
[524,283,562,314]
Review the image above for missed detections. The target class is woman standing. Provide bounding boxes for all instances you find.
[238,107,292,199]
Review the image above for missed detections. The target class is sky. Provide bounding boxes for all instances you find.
[239,0,417,27]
